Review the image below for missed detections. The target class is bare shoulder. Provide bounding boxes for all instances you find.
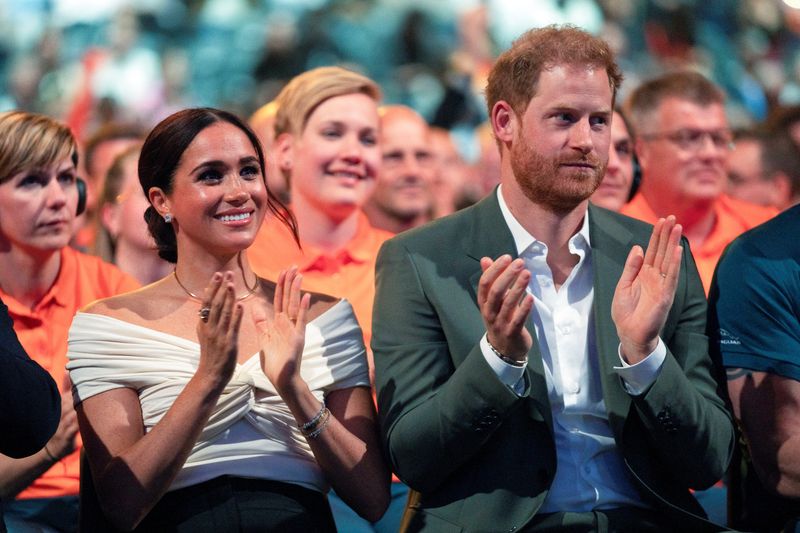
[306,290,341,321]
[81,278,179,325]
[257,278,340,323]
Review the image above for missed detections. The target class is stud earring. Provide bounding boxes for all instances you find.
[164,213,173,223]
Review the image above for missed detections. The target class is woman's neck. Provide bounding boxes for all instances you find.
[172,248,258,301]
[291,194,360,253]
[114,240,172,285]
[0,247,62,309]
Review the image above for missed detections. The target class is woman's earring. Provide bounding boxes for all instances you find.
[164,213,173,223]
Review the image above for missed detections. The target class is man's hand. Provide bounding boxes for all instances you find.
[612,216,682,364]
[478,255,534,362]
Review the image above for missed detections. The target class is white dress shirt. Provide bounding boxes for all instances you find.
[480,187,666,512]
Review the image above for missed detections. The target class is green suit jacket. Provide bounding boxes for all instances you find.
[372,193,734,533]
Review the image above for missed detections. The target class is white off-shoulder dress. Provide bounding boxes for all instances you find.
[67,299,369,494]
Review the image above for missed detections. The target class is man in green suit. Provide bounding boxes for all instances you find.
[372,25,734,533]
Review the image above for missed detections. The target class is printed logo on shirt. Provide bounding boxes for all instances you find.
[719,328,741,345]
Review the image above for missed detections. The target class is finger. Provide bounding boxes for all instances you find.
[664,228,683,285]
[274,270,286,314]
[496,268,531,324]
[653,215,676,272]
[477,255,510,306]
[642,218,663,268]
[209,272,234,326]
[282,267,298,314]
[507,293,534,331]
[286,272,303,320]
[217,280,236,331]
[227,302,244,347]
[484,258,525,313]
[295,292,311,331]
[618,245,644,289]
[200,272,224,324]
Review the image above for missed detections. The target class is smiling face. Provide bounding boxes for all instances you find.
[0,156,79,256]
[636,97,729,210]
[506,64,612,213]
[152,121,268,257]
[287,92,380,221]
[368,107,434,223]
[591,111,634,211]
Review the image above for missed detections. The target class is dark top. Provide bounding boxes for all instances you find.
[0,296,60,531]
[709,204,800,531]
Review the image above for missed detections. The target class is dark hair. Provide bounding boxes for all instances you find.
[139,107,298,263]
[485,24,623,119]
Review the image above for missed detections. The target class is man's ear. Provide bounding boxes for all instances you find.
[772,172,792,210]
[491,101,517,144]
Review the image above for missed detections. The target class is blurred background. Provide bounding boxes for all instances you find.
[2,0,800,159]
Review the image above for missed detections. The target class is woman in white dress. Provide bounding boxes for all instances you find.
[67,108,390,531]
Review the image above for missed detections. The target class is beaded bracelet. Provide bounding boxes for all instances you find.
[305,407,331,439]
[488,341,528,367]
[299,399,327,432]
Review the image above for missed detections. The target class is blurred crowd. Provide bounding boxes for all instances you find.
[5,0,800,154]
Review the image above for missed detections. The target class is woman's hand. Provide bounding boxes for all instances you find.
[255,267,311,395]
[195,271,243,391]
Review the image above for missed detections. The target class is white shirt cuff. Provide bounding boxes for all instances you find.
[480,334,526,395]
[613,338,667,396]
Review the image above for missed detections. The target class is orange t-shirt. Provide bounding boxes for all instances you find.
[621,193,777,293]
[1,247,139,499]
[249,212,392,355]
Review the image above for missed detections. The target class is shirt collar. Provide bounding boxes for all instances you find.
[496,186,591,256]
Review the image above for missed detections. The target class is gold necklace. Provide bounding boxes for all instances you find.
[173,268,258,302]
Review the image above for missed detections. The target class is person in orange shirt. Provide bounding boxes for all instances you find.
[621,71,777,292]
[0,111,139,532]
[247,67,405,533]
[248,67,391,366]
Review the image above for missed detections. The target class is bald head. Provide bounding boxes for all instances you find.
[364,105,435,233]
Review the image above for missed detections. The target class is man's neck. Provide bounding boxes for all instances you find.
[363,202,428,234]
[500,183,586,288]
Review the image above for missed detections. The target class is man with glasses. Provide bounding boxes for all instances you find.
[621,71,777,292]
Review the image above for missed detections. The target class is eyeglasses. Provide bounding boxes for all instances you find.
[640,128,734,151]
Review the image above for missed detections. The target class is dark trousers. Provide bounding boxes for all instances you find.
[82,476,336,533]
[523,507,692,533]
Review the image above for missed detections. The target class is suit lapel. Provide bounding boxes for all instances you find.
[588,204,636,439]
[464,192,553,429]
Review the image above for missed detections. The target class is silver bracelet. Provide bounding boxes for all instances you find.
[488,341,527,367]
[305,408,331,439]
[300,399,328,433]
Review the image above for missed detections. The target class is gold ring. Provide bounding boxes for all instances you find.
[198,307,211,322]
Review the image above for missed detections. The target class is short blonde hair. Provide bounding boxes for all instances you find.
[274,66,381,137]
[0,111,77,184]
